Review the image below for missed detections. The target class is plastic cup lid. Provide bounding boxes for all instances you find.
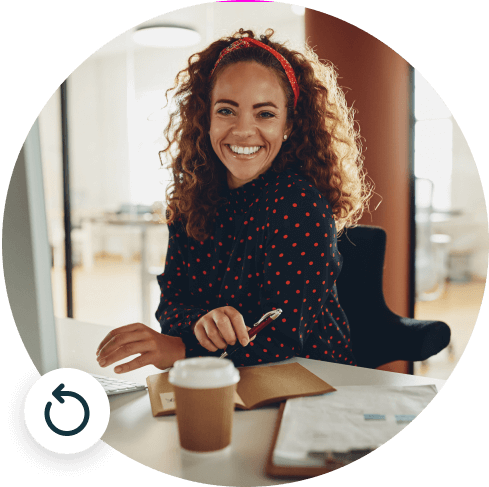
[169,357,240,389]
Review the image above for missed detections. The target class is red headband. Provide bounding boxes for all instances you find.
[209,37,299,108]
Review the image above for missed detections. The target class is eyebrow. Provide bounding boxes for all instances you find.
[214,99,279,109]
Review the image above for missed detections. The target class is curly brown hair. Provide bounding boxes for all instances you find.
[160,28,371,240]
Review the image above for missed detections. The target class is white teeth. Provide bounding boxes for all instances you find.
[229,145,261,155]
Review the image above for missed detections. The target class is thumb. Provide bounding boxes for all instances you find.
[246,326,258,342]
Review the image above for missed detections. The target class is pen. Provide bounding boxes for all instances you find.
[219,309,283,359]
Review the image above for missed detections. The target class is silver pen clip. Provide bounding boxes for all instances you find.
[252,308,283,327]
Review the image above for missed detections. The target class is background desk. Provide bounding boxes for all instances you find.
[79,215,165,326]
[56,317,446,486]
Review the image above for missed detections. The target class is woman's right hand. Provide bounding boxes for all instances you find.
[191,306,251,352]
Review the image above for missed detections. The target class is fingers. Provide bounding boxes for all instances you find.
[97,324,149,367]
[244,326,256,342]
[194,323,219,352]
[210,310,237,346]
[96,322,145,355]
[193,313,230,351]
[223,307,249,346]
[97,329,150,360]
[114,352,154,374]
[193,307,249,351]
[98,340,154,369]
[193,311,233,351]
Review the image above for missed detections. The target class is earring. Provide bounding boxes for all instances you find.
[283,134,288,140]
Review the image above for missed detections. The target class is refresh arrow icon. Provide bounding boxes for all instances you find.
[44,383,90,436]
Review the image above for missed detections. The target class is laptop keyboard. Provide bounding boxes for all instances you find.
[91,373,147,396]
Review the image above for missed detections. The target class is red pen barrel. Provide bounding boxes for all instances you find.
[248,316,274,339]
[220,310,282,359]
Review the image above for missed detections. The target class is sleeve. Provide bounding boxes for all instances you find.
[155,221,211,355]
[228,191,340,367]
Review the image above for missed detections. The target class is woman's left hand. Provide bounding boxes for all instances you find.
[96,322,186,373]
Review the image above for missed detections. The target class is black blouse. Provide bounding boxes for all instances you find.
[156,168,356,367]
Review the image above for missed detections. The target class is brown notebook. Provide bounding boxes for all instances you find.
[146,362,336,417]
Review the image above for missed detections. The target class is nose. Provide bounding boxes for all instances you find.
[231,113,256,138]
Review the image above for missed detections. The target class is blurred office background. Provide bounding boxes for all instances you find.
[36,3,487,380]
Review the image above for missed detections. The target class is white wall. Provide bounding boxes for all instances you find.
[128,45,198,205]
[69,53,131,216]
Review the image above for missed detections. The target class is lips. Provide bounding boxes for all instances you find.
[224,144,263,160]
[229,145,262,155]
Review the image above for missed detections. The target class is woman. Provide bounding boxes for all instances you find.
[96,29,370,374]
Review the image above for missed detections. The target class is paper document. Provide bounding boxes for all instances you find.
[273,384,438,467]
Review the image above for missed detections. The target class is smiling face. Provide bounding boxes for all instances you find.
[209,62,292,189]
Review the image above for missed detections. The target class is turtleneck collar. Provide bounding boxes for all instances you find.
[223,168,279,215]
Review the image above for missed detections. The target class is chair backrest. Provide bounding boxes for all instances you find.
[336,225,390,367]
[336,225,388,312]
[336,225,450,368]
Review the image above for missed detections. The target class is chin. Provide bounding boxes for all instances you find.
[235,169,259,179]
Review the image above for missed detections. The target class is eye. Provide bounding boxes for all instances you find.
[217,108,233,116]
[259,111,276,119]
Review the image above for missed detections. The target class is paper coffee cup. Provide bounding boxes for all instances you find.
[169,357,240,452]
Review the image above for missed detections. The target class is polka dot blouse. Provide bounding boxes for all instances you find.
[156,168,357,367]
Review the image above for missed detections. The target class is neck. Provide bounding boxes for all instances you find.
[226,168,271,190]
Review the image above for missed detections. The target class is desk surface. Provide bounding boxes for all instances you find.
[56,317,446,486]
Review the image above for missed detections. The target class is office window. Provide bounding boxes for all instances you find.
[127,90,172,205]
[414,70,453,211]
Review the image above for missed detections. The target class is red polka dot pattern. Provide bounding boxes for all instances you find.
[209,37,299,108]
[156,168,356,367]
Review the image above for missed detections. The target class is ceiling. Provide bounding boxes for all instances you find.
[93,2,305,58]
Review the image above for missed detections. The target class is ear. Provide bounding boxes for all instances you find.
[284,121,293,139]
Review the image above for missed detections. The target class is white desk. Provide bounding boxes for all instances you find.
[56,317,445,486]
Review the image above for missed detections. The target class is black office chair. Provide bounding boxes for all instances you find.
[336,225,451,370]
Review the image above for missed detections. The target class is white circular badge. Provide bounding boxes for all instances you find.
[24,368,110,454]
